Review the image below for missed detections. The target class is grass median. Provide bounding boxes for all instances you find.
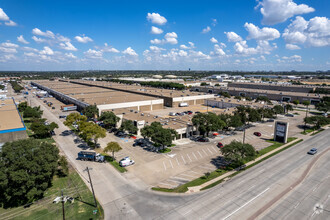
[102,154,127,173]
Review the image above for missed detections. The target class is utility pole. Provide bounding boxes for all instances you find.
[243,124,246,144]
[61,190,65,220]
[304,105,308,133]
[84,167,97,208]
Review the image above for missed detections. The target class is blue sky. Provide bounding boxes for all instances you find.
[0,0,329,71]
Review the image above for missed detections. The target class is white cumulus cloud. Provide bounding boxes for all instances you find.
[202,26,211,34]
[151,26,163,34]
[59,42,77,51]
[257,0,314,25]
[283,16,330,47]
[122,47,138,56]
[39,46,54,55]
[84,49,103,59]
[244,23,280,41]
[147,13,167,25]
[285,44,301,50]
[210,37,218,43]
[225,32,243,42]
[75,35,93,43]
[277,54,302,63]
[32,28,55,38]
[17,35,29,44]
[0,8,17,26]
[151,32,178,45]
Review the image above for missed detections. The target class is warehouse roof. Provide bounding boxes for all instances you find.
[0,98,25,132]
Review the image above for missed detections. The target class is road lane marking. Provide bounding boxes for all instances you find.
[163,161,167,171]
[211,147,218,153]
[187,154,192,162]
[207,148,213,154]
[294,202,300,209]
[181,155,186,164]
[202,149,208,156]
[197,151,203,158]
[176,157,180,166]
[192,152,198,160]
[223,187,270,220]
[169,160,174,169]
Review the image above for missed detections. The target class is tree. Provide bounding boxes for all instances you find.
[79,122,106,146]
[292,100,299,107]
[219,91,230,98]
[192,112,226,137]
[104,142,122,158]
[285,104,293,113]
[141,122,162,139]
[23,106,43,118]
[82,105,99,119]
[98,111,120,129]
[30,119,58,138]
[0,139,59,207]
[229,114,243,128]
[316,97,330,114]
[57,155,69,177]
[120,120,138,134]
[302,100,311,132]
[220,141,256,167]
[273,105,284,115]
[64,112,87,127]
[17,101,28,112]
[304,116,330,129]
[247,108,261,123]
[256,96,271,104]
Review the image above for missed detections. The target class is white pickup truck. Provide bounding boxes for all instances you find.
[119,157,135,167]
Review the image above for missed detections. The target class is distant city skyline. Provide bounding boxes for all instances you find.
[0,0,329,71]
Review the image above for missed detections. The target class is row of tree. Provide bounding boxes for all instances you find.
[105,78,186,90]
[9,80,24,93]
[192,104,293,137]
[64,113,106,147]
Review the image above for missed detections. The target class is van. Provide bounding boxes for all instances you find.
[119,157,135,167]
[169,112,176,116]
[179,102,189,107]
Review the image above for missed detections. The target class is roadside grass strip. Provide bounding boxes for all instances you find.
[311,129,325,136]
[152,137,301,193]
[102,154,127,173]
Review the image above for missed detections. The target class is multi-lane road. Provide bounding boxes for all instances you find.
[29,94,329,220]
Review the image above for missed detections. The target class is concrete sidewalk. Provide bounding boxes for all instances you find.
[186,137,304,193]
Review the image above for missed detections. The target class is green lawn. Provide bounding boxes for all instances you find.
[0,169,104,220]
[259,137,297,155]
[159,148,171,153]
[311,129,325,136]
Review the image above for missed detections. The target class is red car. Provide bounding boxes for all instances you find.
[217,142,224,148]
[254,132,261,137]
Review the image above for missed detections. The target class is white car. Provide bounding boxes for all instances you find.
[119,157,135,167]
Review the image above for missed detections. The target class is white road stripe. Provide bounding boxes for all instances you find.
[192,152,198,160]
[202,149,208,156]
[169,160,174,169]
[222,187,270,220]
[176,157,180,166]
[163,161,167,171]
[187,154,192,162]
[197,151,203,158]
[207,147,213,154]
[181,155,186,164]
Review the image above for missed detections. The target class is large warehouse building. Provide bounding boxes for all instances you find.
[31,80,164,115]
[0,98,27,143]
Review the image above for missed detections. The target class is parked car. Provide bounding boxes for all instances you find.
[59,115,67,119]
[285,114,294,117]
[52,106,55,109]
[196,137,210,142]
[217,142,224,148]
[115,131,127,138]
[108,127,118,133]
[119,157,135,167]
[187,111,193,115]
[307,148,317,155]
[254,132,261,137]
[195,111,201,114]
[267,119,275,122]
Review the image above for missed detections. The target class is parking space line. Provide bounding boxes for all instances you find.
[202,149,208,156]
[181,155,186,164]
[163,161,167,171]
[176,157,180,166]
[169,160,174,169]
[197,151,203,158]
[186,154,192,162]
[192,152,198,160]
[210,147,218,153]
[207,148,213,154]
